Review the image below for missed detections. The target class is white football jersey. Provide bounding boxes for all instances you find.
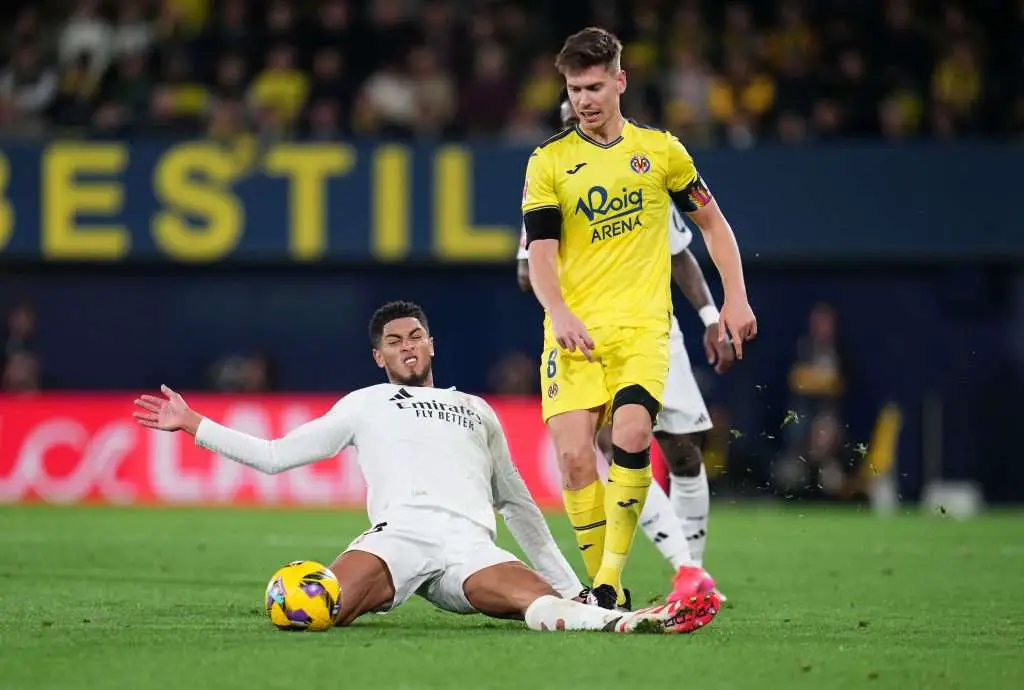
[194,383,582,595]
[518,205,692,260]
[667,203,693,256]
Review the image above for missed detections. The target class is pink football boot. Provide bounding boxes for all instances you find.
[610,591,722,634]
[667,564,716,603]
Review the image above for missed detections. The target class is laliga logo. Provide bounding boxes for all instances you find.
[0,402,367,506]
[0,418,139,504]
[574,185,644,225]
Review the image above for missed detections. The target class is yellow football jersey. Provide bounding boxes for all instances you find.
[522,120,710,333]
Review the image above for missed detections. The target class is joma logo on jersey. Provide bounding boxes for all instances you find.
[574,186,645,244]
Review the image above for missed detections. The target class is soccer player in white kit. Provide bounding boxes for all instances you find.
[132,301,721,634]
[517,102,735,604]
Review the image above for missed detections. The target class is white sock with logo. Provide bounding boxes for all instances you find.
[669,464,710,567]
[524,595,621,632]
[639,479,697,569]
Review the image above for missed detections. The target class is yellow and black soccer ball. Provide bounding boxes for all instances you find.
[265,560,341,632]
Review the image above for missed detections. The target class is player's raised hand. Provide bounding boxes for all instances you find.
[719,299,757,360]
[550,305,595,362]
[133,385,202,435]
[703,322,736,374]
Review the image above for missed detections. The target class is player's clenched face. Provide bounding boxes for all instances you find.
[564,64,626,132]
[373,317,435,387]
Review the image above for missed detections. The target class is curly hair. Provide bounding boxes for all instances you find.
[368,300,429,347]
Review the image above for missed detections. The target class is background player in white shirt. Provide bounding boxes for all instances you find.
[517,102,734,603]
[131,300,721,634]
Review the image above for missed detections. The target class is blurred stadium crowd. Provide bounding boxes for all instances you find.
[0,1,1019,505]
[0,0,1019,145]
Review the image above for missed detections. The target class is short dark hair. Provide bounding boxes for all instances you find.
[368,300,429,346]
[555,27,623,74]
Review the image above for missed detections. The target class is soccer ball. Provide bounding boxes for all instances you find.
[265,560,341,632]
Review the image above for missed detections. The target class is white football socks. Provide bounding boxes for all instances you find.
[639,478,697,569]
[524,595,620,632]
[669,464,710,567]
[596,442,698,571]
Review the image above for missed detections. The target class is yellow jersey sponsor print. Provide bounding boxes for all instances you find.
[522,120,708,335]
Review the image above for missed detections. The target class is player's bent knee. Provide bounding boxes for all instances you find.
[610,419,650,455]
[463,562,557,620]
[328,550,396,626]
[610,385,659,453]
[655,431,704,477]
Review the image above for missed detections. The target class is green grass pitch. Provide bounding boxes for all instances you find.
[0,503,1021,689]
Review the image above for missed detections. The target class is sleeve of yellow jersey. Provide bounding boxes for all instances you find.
[665,134,715,213]
[522,147,560,214]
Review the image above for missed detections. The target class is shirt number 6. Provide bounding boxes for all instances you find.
[546,348,558,379]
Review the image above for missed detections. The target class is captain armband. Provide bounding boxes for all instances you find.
[523,207,562,246]
[669,175,714,213]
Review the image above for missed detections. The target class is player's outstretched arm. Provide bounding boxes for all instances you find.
[132,385,359,474]
[483,406,585,598]
[670,248,735,373]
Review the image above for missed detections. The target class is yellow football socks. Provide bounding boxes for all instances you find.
[594,460,652,605]
[562,479,607,580]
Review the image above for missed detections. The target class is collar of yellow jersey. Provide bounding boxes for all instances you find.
[573,122,625,149]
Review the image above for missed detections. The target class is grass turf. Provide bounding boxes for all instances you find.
[0,503,1021,690]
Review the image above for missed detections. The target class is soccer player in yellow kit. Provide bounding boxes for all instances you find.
[522,27,757,609]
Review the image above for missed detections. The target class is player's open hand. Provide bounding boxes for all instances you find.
[133,385,202,435]
[719,299,757,360]
[703,323,735,374]
[550,305,595,362]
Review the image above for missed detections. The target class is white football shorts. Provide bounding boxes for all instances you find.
[342,506,520,614]
[655,317,713,435]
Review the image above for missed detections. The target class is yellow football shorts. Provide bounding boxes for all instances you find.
[539,324,670,424]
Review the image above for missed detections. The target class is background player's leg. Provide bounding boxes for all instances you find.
[462,562,619,630]
[328,550,397,626]
[657,431,711,566]
[595,389,657,606]
[596,425,694,570]
[548,408,605,581]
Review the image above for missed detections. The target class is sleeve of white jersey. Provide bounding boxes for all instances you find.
[193,392,363,475]
[668,203,694,256]
[516,223,529,261]
[484,405,584,598]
